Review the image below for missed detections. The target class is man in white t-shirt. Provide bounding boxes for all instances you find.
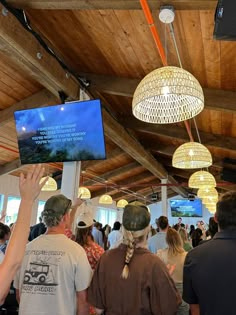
[14,194,92,315]
[0,251,4,264]
[108,221,122,249]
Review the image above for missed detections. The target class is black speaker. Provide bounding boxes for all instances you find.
[213,0,236,40]
[221,168,236,183]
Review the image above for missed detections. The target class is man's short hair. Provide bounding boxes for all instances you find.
[216,192,236,230]
[113,221,121,230]
[157,216,168,230]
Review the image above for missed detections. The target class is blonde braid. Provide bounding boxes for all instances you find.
[121,230,135,279]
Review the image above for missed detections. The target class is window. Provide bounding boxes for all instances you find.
[0,194,4,220]
[37,200,46,223]
[5,196,21,225]
[95,207,117,227]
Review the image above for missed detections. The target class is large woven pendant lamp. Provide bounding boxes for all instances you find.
[40,176,57,191]
[132,66,204,124]
[188,171,216,189]
[172,142,212,169]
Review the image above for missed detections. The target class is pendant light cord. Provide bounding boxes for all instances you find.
[169,22,203,144]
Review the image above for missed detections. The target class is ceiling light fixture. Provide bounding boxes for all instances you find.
[172,142,212,169]
[132,6,204,125]
[132,66,204,124]
[40,176,57,191]
[188,171,216,189]
[99,194,113,205]
[116,199,128,208]
[78,187,91,200]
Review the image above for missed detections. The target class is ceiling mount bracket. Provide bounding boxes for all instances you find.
[159,5,175,24]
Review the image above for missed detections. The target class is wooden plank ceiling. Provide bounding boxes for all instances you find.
[0,0,235,205]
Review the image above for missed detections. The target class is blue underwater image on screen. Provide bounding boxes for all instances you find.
[14,99,106,164]
[170,199,202,217]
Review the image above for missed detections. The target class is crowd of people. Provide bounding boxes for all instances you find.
[1,164,236,315]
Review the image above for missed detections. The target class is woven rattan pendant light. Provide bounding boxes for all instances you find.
[197,187,218,199]
[132,66,204,124]
[40,176,57,191]
[78,187,91,200]
[117,199,128,208]
[188,171,216,189]
[203,195,218,204]
[99,194,113,205]
[205,203,217,214]
[172,142,212,169]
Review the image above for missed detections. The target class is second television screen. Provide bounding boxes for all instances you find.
[14,99,106,164]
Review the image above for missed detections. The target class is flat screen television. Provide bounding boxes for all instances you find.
[14,99,106,164]
[213,0,236,40]
[170,199,202,218]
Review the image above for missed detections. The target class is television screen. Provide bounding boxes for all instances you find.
[14,99,106,164]
[170,199,202,218]
[213,0,236,41]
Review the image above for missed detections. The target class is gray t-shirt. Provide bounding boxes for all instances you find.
[14,234,92,315]
[148,232,167,253]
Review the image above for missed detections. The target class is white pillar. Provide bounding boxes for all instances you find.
[161,178,168,217]
[61,161,81,201]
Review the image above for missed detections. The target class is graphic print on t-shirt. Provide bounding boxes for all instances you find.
[21,249,65,295]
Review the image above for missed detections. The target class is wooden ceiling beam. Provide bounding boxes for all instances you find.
[80,73,236,114]
[81,148,125,171]
[121,116,236,152]
[0,89,57,126]
[0,158,21,176]
[8,0,217,10]
[83,162,142,186]
[111,180,163,201]
[91,171,157,198]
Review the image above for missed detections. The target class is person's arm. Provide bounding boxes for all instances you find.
[69,196,84,229]
[0,164,46,304]
[76,290,89,315]
[190,304,200,315]
[16,289,20,304]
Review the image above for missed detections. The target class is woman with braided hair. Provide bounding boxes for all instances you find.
[88,204,181,315]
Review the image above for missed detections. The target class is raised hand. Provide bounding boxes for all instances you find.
[19,164,47,201]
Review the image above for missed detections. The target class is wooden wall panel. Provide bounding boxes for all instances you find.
[200,10,221,89]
